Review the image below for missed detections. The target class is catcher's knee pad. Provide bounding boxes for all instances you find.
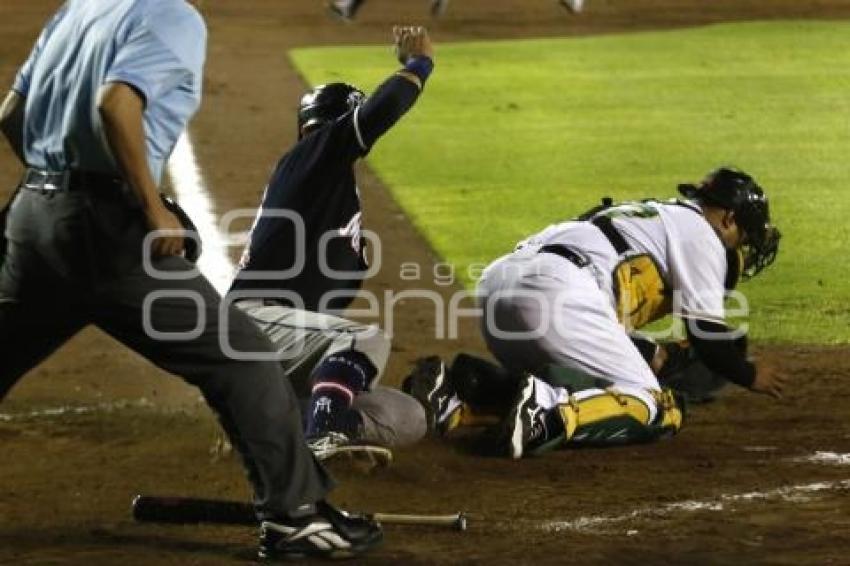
[554,387,684,447]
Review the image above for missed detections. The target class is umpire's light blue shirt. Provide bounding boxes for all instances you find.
[13,0,206,184]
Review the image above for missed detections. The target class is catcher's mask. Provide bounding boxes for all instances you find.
[678,167,780,279]
[297,83,365,137]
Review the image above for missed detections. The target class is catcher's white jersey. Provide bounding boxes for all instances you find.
[514,200,727,322]
[477,199,729,414]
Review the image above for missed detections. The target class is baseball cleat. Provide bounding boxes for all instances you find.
[259,500,382,561]
[502,374,565,458]
[558,0,584,14]
[307,432,393,469]
[327,0,364,22]
[402,356,462,435]
[430,0,449,17]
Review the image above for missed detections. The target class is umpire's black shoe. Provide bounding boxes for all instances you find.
[259,500,382,561]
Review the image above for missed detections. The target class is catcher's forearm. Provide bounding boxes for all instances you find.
[686,319,755,387]
[0,90,26,164]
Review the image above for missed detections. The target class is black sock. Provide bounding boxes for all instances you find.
[305,351,376,438]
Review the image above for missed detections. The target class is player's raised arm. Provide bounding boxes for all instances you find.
[353,26,435,151]
[394,25,435,89]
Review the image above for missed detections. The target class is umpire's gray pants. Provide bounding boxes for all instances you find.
[234,300,427,447]
[0,187,332,519]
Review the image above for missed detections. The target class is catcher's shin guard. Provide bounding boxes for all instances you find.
[551,387,684,448]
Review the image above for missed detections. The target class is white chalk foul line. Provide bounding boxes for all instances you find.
[0,399,161,422]
[544,479,850,534]
[167,133,236,295]
[793,452,850,466]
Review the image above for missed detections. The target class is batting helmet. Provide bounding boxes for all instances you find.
[678,167,780,279]
[297,83,365,135]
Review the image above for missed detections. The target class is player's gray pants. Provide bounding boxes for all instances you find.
[234,300,427,447]
[0,187,332,519]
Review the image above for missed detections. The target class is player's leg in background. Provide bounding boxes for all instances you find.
[430,0,449,18]
[235,302,382,440]
[351,386,427,447]
[92,256,333,519]
[304,345,384,440]
[327,0,365,21]
[559,0,584,14]
[234,301,425,447]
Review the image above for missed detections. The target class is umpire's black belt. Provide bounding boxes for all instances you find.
[539,244,591,268]
[22,168,125,194]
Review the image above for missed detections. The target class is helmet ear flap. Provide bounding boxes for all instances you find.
[297,83,365,137]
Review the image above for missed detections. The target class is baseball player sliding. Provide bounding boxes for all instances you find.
[228,27,435,463]
[406,168,784,457]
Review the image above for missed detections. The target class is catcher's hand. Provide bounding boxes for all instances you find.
[656,342,728,404]
[750,362,788,399]
[393,25,434,64]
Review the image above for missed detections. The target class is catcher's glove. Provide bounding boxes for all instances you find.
[656,342,729,404]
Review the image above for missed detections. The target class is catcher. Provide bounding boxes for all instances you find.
[405,168,784,457]
[228,26,435,463]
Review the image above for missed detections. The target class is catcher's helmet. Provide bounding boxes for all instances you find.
[678,167,780,279]
[297,83,365,135]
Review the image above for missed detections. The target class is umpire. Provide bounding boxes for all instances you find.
[0,0,379,560]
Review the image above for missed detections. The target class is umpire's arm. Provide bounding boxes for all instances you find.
[97,83,185,257]
[354,26,435,151]
[0,91,26,165]
[1,4,67,166]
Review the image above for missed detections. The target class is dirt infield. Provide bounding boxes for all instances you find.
[2,1,850,563]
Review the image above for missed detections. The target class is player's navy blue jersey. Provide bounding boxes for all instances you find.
[230,73,422,312]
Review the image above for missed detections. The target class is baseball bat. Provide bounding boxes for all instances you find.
[131,495,468,531]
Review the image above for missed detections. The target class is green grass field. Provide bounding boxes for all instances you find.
[291,21,850,343]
